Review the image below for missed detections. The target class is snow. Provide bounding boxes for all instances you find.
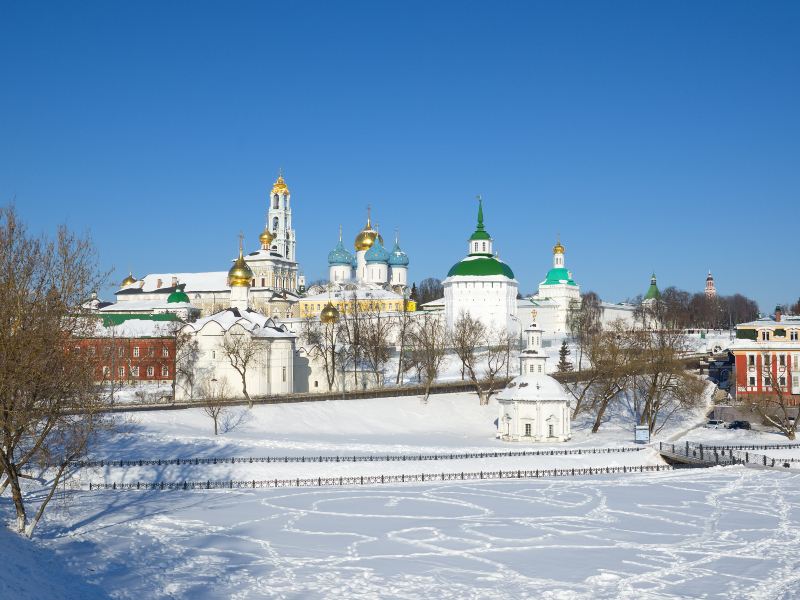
[16,468,800,599]
[6,389,800,599]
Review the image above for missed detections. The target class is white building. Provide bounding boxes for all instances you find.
[496,321,571,442]
[116,173,304,318]
[175,244,297,401]
[443,199,518,333]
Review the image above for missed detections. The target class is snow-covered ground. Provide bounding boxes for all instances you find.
[22,468,800,599]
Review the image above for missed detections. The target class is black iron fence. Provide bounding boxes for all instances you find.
[84,464,673,491]
[658,442,797,470]
[73,446,646,469]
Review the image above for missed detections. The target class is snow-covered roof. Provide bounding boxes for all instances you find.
[88,319,176,339]
[496,374,570,403]
[120,272,229,293]
[737,317,800,328]
[244,249,296,264]
[99,299,193,313]
[185,308,295,339]
[420,298,445,309]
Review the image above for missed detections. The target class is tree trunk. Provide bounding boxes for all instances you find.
[238,371,252,408]
[7,467,27,534]
[214,416,219,435]
[25,463,68,538]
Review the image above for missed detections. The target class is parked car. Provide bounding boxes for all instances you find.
[704,419,727,429]
[728,420,751,430]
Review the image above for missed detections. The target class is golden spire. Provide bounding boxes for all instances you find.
[355,204,380,251]
[228,233,254,287]
[259,226,275,250]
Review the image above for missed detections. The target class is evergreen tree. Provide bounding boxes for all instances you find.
[557,340,573,373]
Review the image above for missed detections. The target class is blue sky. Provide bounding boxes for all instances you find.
[1,1,798,311]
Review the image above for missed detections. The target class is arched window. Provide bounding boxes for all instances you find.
[272,217,279,231]
[482,242,486,252]
[273,194,279,209]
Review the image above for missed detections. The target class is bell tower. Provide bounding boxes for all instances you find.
[519,321,548,376]
[267,171,296,262]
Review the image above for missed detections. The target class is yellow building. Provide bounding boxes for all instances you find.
[299,288,416,320]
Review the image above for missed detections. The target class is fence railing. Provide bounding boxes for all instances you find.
[685,443,800,451]
[658,442,797,470]
[73,446,647,469]
[82,464,673,491]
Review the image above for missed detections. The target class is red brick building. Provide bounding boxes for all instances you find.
[76,317,176,383]
[732,309,800,404]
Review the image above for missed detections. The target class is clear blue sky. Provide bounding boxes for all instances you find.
[2,1,798,311]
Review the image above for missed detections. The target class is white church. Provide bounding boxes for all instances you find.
[443,198,519,334]
[496,321,572,442]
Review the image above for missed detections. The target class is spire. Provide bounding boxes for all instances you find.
[338,224,342,242]
[476,195,485,231]
[366,204,372,228]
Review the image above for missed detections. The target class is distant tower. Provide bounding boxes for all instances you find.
[643,272,661,306]
[267,171,296,261]
[388,232,410,287]
[328,225,354,282]
[705,270,717,298]
[353,207,382,282]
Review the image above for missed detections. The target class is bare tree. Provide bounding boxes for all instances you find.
[361,303,393,386]
[170,321,199,400]
[299,316,338,391]
[394,301,414,384]
[406,313,448,401]
[0,205,112,537]
[336,293,365,390]
[451,313,509,405]
[751,355,798,440]
[220,327,261,407]
[199,377,230,435]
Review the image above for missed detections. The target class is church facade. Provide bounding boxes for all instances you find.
[112,173,304,319]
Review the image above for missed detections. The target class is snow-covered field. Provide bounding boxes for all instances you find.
[10,386,800,599]
[26,468,800,599]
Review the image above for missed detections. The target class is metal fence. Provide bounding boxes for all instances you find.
[73,446,647,469]
[658,442,797,470]
[83,464,673,491]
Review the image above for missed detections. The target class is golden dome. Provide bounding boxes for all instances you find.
[121,272,137,287]
[259,227,275,249]
[272,173,289,195]
[320,302,340,324]
[354,213,384,251]
[553,239,565,255]
[228,242,254,288]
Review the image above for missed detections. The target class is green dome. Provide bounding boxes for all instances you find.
[167,287,190,303]
[644,273,661,300]
[447,256,515,279]
[541,267,576,286]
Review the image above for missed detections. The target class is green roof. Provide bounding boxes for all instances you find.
[541,267,577,286]
[167,290,190,303]
[101,313,180,326]
[469,197,492,241]
[447,256,514,278]
[644,273,660,300]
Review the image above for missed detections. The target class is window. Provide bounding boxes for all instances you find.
[791,331,799,341]
[314,380,319,388]
[261,278,265,287]
[148,347,155,357]
[749,376,756,386]
[118,347,125,357]
[282,366,287,382]
[131,366,139,377]
[211,350,216,360]
[780,355,786,367]
[89,346,96,356]
[102,366,110,377]
[524,423,532,436]
[118,366,125,378]
[272,216,279,231]
[273,194,279,209]
[748,355,755,366]
[133,346,140,357]
[548,424,554,437]
[161,366,169,377]
[794,354,799,369]
[761,331,771,341]
[779,376,787,388]
[147,366,154,377]
[162,347,169,357]
[538,365,543,373]
[482,242,486,252]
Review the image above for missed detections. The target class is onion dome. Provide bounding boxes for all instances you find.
[320,302,340,324]
[553,238,565,255]
[120,272,137,287]
[388,237,409,267]
[167,284,190,304]
[365,238,390,263]
[542,267,576,286]
[272,172,289,195]
[259,227,275,249]
[328,226,354,266]
[228,241,253,287]
[354,208,384,251]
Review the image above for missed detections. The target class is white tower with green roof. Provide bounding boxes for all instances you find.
[530,239,581,334]
[443,198,518,333]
